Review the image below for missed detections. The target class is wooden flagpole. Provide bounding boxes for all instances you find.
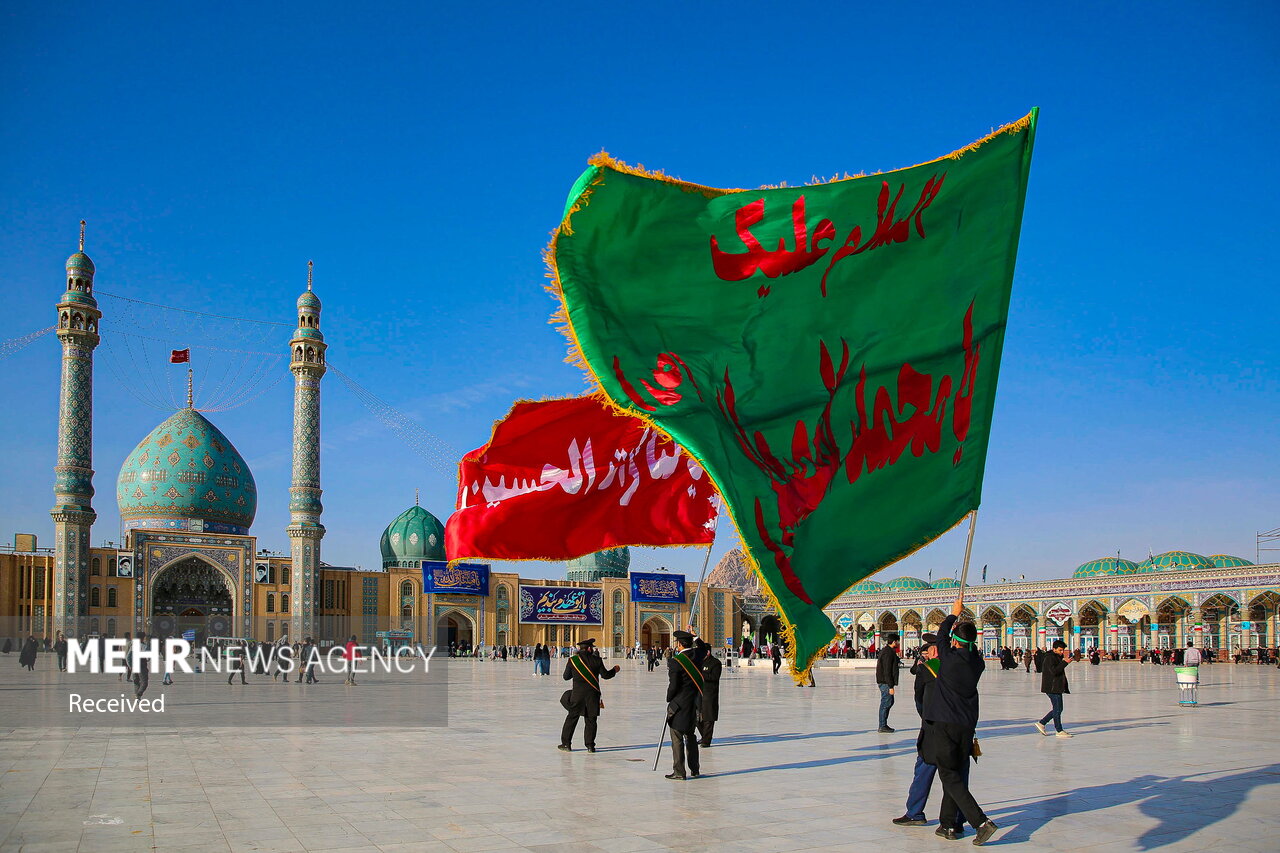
[957,510,979,591]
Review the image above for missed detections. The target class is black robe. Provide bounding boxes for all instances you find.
[562,652,615,718]
[18,639,37,668]
[666,653,702,732]
[698,654,722,723]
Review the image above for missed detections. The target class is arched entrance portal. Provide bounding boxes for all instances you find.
[641,617,672,650]
[435,611,475,654]
[759,614,784,646]
[150,556,234,644]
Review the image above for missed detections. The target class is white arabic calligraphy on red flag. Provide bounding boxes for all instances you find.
[445,396,719,562]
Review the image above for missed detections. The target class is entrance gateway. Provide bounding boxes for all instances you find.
[150,557,234,645]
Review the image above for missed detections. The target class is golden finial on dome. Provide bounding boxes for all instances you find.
[415,488,420,506]
[307,259,314,291]
[79,220,86,252]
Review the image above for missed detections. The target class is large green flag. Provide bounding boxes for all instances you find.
[550,111,1037,678]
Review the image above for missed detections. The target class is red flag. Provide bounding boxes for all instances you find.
[170,349,190,363]
[446,396,718,562]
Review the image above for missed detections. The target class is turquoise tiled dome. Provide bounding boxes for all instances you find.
[846,579,885,595]
[932,578,962,589]
[1209,554,1254,569]
[1147,551,1215,572]
[117,408,257,535]
[66,251,95,274]
[566,547,631,581]
[883,576,932,591]
[1072,557,1138,578]
[297,290,321,310]
[380,505,446,568]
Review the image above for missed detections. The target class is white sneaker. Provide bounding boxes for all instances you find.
[1055,730,1073,738]
[1033,722,1047,736]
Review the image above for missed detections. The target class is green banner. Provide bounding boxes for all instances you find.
[550,111,1037,678]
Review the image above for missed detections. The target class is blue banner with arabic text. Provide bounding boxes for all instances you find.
[629,572,686,604]
[422,561,490,596]
[518,585,603,624]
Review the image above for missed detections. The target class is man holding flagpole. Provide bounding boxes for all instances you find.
[665,630,703,780]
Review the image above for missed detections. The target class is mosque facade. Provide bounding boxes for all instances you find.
[822,553,1280,656]
[0,231,738,652]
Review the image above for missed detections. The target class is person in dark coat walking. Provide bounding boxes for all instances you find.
[2,638,11,655]
[770,643,782,674]
[921,598,999,845]
[1024,647,1034,672]
[876,634,902,733]
[558,638,619,752]
[1034,640,1072,737]
[133,632,150,699]
[695,640,721,747]
[18,636,38,671]
[665,630,703,780]
[893,633,967,833]
[1033,647,1045,673]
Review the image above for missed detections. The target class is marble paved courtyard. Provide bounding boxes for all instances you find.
[0,656,1276,852]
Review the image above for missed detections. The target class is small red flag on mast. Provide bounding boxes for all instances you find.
[170,349,190,363]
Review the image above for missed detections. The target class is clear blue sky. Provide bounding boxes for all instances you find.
[2,3,1277,582]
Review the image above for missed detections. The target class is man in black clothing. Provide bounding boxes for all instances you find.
[558,638,619,752]
[665,630,703,780]
[1034,639,1072,737]
[695,640,721,747]
[893,633,967,833]
[876,634,901,733]
[921,598,999,845]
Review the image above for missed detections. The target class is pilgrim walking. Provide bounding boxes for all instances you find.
[558,638,619,752]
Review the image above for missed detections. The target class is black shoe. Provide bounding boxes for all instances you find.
[878,726,896,733]
[698,742,711,748]
[557,744,571,752]
[972,820,998,846]
[586,747,596,753]
[893,816,928,826]
[935,827,959,840]
[690,771,700,778]
[664,773,686,781]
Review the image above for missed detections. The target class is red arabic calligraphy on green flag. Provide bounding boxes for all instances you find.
[549,111,1037,679]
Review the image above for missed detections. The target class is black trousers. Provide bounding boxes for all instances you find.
[561,712,598,748]
[133,669,149,699]
[670,727,699,776]
[926,721,988,829]
[228,668,245,684]
[697,720,715,746]
[772,658,781,674]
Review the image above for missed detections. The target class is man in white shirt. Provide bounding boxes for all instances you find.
[1183,641,1202,667]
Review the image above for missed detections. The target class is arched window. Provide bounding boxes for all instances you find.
[90,618,99,634]
[280,593,289,612]
[496,585,510,606]
[90,586,100,607]
[294,345,303,360]
[91,558,100,576]
[107,618,116,636]
[266,593,275,613]
[401,580,414,597]
[266,622,275,642]
[60,311,69,329]
[107,588,117,607]
[108,558,117,576]
[305,347,315,362]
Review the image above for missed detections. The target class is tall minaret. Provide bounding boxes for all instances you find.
[287,261,326,639]
[51,221,101,638]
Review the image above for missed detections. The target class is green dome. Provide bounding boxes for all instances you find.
[1147,551,1215,572]
[297,290,321,310]
[1209,554,1254,569]
[380,504,445,568]
[846,579,885,595]
[1072,557,1138,578]
[66,251,95,274]
[932,578,962,589]
[566,547,630,581]
[117,408,257,535]
[883,576,931,591]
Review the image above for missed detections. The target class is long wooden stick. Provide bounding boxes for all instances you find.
[685,514,720,632]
